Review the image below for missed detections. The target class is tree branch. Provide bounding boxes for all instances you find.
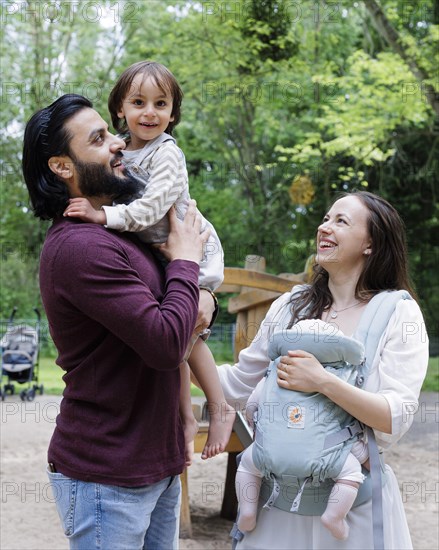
[363,0,439,116]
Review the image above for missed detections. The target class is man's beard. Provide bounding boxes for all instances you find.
[74,158,142,204]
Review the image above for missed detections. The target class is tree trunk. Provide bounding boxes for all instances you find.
[363,0,439,116]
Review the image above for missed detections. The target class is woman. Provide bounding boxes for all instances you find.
[218,191,429,549]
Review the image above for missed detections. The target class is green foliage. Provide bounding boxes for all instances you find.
[1,0,437,342]
[0,254,42,319]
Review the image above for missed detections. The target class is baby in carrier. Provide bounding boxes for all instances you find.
[235,319,369,540]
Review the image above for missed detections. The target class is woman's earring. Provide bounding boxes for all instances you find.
[364,250,371,255]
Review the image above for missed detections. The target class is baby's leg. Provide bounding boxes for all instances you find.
[321,452,365,540]
[236,446,263,532]
[351,438,370,470]
[188,338,236,459]
[179,360,199,467]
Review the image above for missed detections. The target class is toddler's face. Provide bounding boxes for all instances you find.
[118,74,174,149]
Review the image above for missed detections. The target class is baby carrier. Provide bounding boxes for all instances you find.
[253,319,365,512]
[231,290,412,550]
[0,307,43,401]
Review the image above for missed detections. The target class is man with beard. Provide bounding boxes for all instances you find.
[22,94,214,549]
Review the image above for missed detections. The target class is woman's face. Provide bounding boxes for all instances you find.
[316,195,372,271]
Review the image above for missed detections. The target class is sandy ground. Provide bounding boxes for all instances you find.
[0,393,437,550]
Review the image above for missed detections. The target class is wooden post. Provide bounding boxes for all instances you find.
[179,255,309,532]
[220,452,240,520]
[234,256,266,360]
[220,256,266,521]
[179,468,192,538]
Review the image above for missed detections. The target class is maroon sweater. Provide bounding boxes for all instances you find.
[41,218,199,486]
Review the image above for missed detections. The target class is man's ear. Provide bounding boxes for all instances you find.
[48,156,74,180]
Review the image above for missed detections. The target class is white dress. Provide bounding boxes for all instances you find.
[217,290,429,550]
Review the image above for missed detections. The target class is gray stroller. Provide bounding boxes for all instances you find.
[0,308,43,401]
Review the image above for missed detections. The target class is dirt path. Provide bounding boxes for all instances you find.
[1,393,437,550]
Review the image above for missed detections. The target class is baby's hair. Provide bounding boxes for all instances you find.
[108,61,183,136]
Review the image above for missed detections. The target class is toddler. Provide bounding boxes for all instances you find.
[64,61,235,463]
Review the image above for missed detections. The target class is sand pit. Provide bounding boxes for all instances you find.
[1,393,437,549]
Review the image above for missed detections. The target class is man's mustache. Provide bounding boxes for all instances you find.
[110,151,124,169]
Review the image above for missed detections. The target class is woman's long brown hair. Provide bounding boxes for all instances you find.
[287,190,417,327]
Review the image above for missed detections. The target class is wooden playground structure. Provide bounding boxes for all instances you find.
[180,255,312,538]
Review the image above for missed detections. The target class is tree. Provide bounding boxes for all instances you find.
[0,0,134,318]
[1,0,437,337]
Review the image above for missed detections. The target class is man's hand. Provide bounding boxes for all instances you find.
[194,289,216,333]
[64,198,107,224]
[156,200,210,264]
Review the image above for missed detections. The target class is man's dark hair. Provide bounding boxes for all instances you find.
[22,94,92,220]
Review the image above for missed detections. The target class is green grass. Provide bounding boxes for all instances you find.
[36,351,439,396]
[37,356,212,397]
[422,355,439,391]
[38,356,65,395]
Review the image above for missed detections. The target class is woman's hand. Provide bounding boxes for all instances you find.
[276,350,330,393]
[156,200,210,263]
[278,350,392,433]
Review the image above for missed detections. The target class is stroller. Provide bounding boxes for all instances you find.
[0,307,44,401]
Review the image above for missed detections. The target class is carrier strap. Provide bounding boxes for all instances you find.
[353,290,411,550]
[354,290,411,382]
[290,476,311,512]
[368,426,385,550]
[323,420,363,450]
[262,474,280,510]
[230,523,245,549]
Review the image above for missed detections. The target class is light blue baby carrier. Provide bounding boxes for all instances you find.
[231,290,412,550]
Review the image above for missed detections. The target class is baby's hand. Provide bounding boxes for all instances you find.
[64,198,107,224]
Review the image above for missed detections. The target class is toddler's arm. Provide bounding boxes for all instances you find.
[64,198,106,224]
[103,142,186,233]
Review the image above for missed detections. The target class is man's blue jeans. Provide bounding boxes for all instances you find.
[47,469,181,549]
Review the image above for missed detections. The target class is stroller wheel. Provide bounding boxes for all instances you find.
[26,389,36,401]
[20,390,26,401]
[34,383,44,395]
[0,391,4,401]
[4,384,15,395]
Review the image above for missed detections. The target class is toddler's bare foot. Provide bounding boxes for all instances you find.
[201,402,236,459]
[183,415,199,467]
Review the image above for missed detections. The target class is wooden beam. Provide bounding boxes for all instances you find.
[216,283,242,294]
[220,267,302,293]
[228,289,281,314]
[194,426,244,454]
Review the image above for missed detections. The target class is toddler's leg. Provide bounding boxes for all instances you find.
[321,452,365,540]
[236,446,263,532]
[188,338,236,459]
[179,360,199,467]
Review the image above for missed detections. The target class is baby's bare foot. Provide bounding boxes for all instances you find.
[237,513,256,533]
[321,513,349,540]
